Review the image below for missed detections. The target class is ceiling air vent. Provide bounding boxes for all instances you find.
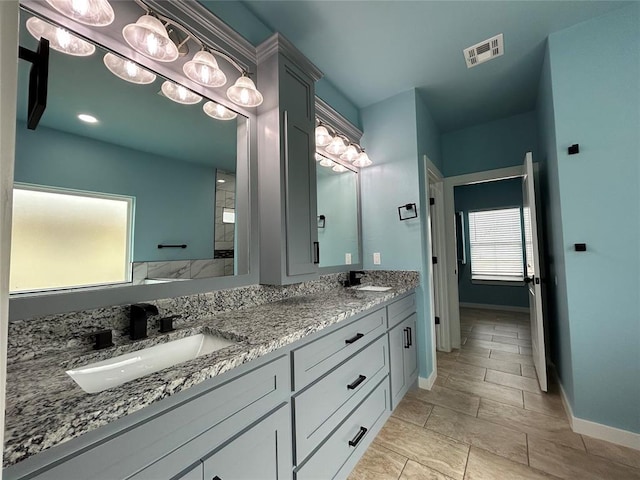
[464,33,504,68]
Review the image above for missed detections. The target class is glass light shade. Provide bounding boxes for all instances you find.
[332,164,348,173]
[314,153,324,162]
[319,158,334,167]
[227,74,263,107]
[325,135,347,155]
[26,17,95,56]
[340,145,359,162]
[46,0,114,26]
[122,15,179,62]
[161,81,202,105]
[203,101,237,121]
[183,51,227,87]
[352,151,373,167]
[103,53,156,85]
[315,125,332,147]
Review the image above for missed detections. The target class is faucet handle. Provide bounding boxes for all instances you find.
[92,329,114,350]
[158,315,180,333]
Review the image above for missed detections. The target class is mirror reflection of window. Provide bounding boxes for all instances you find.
[10,185,132,293]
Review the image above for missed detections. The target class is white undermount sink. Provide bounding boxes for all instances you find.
[66,333,236,394]
[356,286,393,292]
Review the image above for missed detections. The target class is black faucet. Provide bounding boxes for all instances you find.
[346,270,365,287]
[129,303,159,340]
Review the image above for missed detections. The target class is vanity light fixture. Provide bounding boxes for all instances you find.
[352,150,373,167]
[161,80,202,105]
[319,157,334,168]
[121,4,263,108]
[26,17,95,56]
[315,123,333,147]
[314,153,324,162]
[103,53,156,84]
[183,50,226,87]
[332,164,348,173]
[227,73,263,108]
[203,101,237,121]
[78,113,98,123]
[46,0,115,27]
[122,15,179,62]
[325,135,348,155]
[340,144,360,162]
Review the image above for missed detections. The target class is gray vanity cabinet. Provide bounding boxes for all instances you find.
[202,405,292,480]
[389,313,419,408]
[257,34,323,285]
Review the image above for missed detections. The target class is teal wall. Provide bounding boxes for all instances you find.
[539,4,640,433]
[416,92,442,173]
[200,1,361,129]
[14,123,216,262]
[442,111,539,177]
[454,179,528,308]
[536,43,575,409]
[316,169,359,266]
[360,89,439,380]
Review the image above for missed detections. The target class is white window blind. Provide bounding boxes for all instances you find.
[468,207,524,281]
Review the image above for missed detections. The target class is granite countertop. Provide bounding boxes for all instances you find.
[3,278,418,467]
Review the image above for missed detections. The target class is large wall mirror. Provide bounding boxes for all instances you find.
[10,1,258,318]
[316,157,360,268]
[314,99,363,271]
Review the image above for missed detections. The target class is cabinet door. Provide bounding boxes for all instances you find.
[202,405,292,480]
[281,64,317,277]
[404,314,418,381]
[389,321,407,406]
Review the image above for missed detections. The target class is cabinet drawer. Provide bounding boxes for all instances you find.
[387,293,416,329]
[292,308,387,390]
[295,378,389,480]
[294,336,388,463]
[41,356,289,480]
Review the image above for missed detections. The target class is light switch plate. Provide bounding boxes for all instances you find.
[373,252,381,265]
[345,253,352,265]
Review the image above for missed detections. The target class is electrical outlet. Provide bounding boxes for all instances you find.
[345,253,352,265]
[373,252,381,265]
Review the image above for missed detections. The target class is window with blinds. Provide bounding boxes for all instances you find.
[468,207,524,281]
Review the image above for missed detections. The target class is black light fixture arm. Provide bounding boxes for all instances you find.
[18,37,50,131]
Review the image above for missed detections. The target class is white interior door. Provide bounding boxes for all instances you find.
[522,152,547,392]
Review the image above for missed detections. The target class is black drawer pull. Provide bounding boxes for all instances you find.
[212,476,222,480]
[408,326,413,346]
[404,327,410,349]
[345,333,364,345]
[347,374,367,390]
[348,426,368,447]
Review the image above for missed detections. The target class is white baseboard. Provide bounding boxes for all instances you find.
[418,369,437,390]
[459,302,529,313]
[558,379,640,450]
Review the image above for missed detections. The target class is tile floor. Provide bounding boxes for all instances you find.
[348,308,640,480]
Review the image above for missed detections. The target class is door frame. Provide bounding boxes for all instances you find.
[441,164,524,351]
[0,1,20,471]
[422,155,444,380]
[425,158,449,352]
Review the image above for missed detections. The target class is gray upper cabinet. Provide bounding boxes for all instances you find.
[257,34,323,285]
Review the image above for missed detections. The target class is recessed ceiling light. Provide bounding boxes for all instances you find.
[78,113,98,124]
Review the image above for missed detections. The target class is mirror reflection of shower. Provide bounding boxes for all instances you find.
[215,170,236,277]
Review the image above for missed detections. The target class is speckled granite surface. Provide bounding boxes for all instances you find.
[3,271,419,467]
